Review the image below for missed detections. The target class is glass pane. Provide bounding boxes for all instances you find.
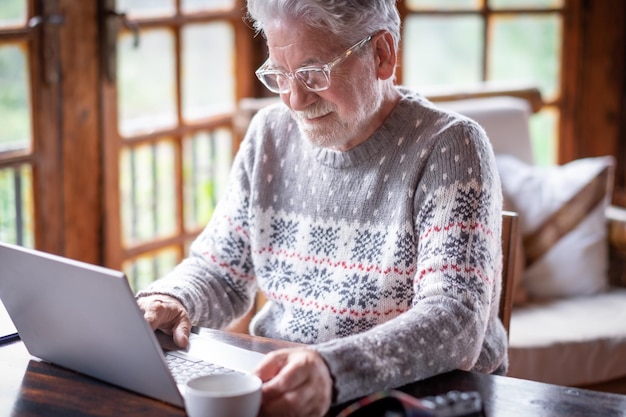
[0,165,34,247]
[116,0,175,18]
[406,0,480,10]
[490,0,564,9]
[183,128,233,231]
[119,140,177,246]
[182,22,235,121]
[123,247,179,292]
[0,43,32,152]
[0,0,26,27]
[182,0,235,13]
[488,14,561,100]
[530,107,558,165]
[118,29,177,136]
[403,16,483,89]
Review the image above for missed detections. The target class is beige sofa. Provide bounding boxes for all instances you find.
[437,93,626,392]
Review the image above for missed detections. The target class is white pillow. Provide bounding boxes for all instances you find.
[497,155,615,300]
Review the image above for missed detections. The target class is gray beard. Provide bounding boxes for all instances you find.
[293,89,383,150]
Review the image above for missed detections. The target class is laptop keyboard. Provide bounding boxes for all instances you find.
[164,350,236,385]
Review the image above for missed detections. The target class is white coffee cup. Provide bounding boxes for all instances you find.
[184,373,263,417]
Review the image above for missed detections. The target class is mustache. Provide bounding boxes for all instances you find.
[292,102,336,120]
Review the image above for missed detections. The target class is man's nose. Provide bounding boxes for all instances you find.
[284,79,317,111]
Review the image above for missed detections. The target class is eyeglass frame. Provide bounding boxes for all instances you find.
[255,33,376,94]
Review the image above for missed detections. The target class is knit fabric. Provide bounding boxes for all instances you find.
[138,87,508,404]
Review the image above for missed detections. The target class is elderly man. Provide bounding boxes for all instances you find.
[137,1,508,416]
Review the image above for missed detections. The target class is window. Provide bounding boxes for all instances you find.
[399,0,565,165]
[0,0,60,250]
[101,0,253,290]
[0,34,34,247]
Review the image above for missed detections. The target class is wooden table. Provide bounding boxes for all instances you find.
[1,329,625,416]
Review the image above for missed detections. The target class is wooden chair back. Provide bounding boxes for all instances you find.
[500,211,520,337]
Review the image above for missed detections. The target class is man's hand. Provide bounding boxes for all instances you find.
[254,347,333,417]
[136,294,192,348]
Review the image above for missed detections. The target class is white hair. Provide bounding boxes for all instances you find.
[246,0,401,50]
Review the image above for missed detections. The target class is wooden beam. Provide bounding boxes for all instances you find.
[57,0,102,263]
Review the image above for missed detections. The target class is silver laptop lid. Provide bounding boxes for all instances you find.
[0,241,184,407]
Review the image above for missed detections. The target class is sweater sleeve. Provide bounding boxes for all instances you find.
[315,118,507,404]
[136,121,260,329]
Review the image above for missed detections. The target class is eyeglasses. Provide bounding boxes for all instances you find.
[255,34,374,94]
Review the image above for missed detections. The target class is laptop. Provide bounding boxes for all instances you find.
[0,241,265,408]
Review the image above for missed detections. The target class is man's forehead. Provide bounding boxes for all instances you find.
[265,22,341,65]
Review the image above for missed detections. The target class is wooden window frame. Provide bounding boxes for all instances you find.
[0,0,101,263]
[99,0,255,270]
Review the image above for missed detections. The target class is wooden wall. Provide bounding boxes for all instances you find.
[561,0,626,205]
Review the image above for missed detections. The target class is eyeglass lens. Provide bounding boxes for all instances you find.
[260,68,329,93]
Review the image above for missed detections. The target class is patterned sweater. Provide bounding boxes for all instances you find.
[138,87,508,404]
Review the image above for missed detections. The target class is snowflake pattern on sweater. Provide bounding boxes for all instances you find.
[139,87,508,404]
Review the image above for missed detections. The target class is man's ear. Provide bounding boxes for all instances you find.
[373,31,397,81]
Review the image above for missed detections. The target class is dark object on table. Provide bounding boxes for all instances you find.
[335,390,484,417]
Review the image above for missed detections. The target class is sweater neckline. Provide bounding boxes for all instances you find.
[305,88,417,169]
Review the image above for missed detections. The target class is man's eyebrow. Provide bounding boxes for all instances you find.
[268,57,325,71]
[300,57,325,66]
